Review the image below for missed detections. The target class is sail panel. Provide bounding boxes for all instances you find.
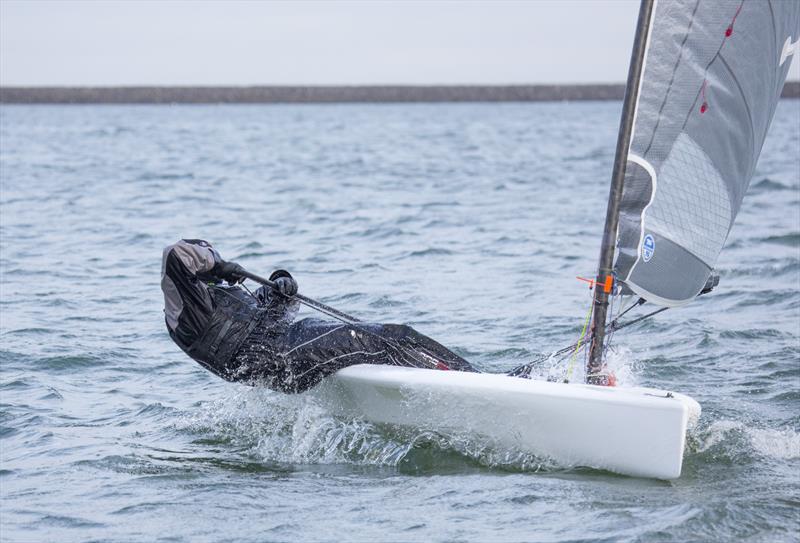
[614,0,800,306]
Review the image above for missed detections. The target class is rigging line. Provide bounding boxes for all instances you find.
[603,291,630,358]
[240,282,256,298]
[614,296,647,321]
[294,296,359,325]
[508,298,658,378]
[608,305,669,333]
[510,333,590,378]
[565,301,593,382]
[295,295,362,324]
[598,295,643,361]
[602,295,618,359]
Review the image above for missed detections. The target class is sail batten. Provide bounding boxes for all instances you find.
[614,0,800,307]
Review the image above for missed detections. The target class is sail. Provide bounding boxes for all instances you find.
[614,0,800,306]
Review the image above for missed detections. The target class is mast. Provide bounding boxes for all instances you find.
[587,0,655,384]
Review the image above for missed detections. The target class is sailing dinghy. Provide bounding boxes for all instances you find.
[257,0,798,479]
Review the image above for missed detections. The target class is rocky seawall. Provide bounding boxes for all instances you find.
[3,82,796,104]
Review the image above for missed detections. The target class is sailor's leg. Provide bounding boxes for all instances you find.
[369,323,478,373]
[235,318,477,393]
[227,317,286,383]
[272,319,399,393]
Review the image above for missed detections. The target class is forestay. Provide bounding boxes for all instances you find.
[614,0,800,306]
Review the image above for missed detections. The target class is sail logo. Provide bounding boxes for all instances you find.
[642,234,655,262]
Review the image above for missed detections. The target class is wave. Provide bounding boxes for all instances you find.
[750,177,794,192]
[689,420,800,462]
[174,386,558,473]
[407,247,454,258]
[760,233,800,247]
[524,343,640,388]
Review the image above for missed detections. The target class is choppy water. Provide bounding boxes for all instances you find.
[1,101,798,542]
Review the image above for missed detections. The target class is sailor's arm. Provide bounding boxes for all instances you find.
[162,239,219,279]
[161,239,222,336]
[162,239,245,291]
[255,269,300,321]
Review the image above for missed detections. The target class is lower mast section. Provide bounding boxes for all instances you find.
[586,0,654,384]
[587,274,614,384]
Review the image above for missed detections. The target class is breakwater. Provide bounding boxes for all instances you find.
[3,82,796,104]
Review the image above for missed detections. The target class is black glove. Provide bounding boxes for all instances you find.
[212,260,246,285]
[274,276,298,296]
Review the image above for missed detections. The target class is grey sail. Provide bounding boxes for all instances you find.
[614,0,800,306]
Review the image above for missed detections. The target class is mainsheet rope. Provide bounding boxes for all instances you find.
[240,272,450,371]
[508,296,666,380]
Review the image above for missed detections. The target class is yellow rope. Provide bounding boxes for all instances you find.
[565,301,593,382]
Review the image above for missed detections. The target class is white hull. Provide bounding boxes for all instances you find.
[321,365,700,479]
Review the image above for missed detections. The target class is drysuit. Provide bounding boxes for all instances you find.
[161,239,476,393]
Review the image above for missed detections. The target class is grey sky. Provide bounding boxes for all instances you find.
[1,0,798,86]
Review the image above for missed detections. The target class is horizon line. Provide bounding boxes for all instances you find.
[2,82,798,104]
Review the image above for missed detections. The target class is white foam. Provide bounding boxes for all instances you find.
[748,427,800,460]
[175,384,554,471]
[603,344,639,387]
[694,419,800,460]
[533,342,639,387]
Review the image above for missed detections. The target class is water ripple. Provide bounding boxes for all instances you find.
[0,101,797,542]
